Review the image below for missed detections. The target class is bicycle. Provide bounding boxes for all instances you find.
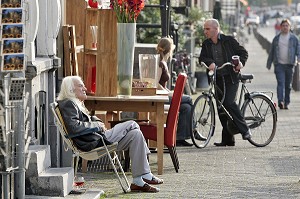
[172,50,197,95]
[191,62,277,148]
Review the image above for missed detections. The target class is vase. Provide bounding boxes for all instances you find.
[90,26,98,49]
[117,23,136,96]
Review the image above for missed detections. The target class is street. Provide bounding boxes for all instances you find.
[80,25,300,199]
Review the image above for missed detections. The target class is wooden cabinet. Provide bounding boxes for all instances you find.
[84,8,118,96]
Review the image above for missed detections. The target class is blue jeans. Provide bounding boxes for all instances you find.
[168,95,193,140]
[274,64,294,106]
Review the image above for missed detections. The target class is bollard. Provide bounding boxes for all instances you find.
[292,64,300,91]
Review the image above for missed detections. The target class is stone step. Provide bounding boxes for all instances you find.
[25,189,104,199]
[26,145,75,197]
[27,145,51,176]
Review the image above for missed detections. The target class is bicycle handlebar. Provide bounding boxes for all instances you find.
[200,62,233,70]
[201,62,236,77]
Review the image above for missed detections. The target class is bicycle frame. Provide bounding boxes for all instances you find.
[203,64,235,122]
[237,77,275,109]
[202,62,276,129]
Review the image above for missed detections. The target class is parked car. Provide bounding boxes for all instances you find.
[245,14,260,26]
[289,15,300,35]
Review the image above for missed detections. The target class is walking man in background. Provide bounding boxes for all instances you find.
[267,19,300,110]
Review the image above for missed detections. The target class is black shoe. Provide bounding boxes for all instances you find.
[242,131,252,140]
[176,140,193,147]
[279,102,284,109]
[214,142,235,147]
[194,130,207,141]
[284,105,289,110]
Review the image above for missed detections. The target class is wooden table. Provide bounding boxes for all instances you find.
[85,95,169,175]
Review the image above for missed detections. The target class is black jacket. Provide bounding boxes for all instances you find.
[57,99,109,152]
[199,34,248,84]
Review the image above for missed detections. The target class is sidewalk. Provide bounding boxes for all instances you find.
[81,27,300,199]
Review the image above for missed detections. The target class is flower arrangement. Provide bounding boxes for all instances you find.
[110,0,145,23]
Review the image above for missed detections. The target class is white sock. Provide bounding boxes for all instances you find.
[141,172,153,180]
[132,176,145,187]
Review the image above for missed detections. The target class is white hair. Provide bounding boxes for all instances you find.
[57,76,82,101]
[57,76,89,113]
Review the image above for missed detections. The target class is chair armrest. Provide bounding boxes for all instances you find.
[65,127,99,139]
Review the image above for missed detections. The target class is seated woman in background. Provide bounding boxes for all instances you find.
[156,37,206,147]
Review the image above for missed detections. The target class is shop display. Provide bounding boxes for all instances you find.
[0,0,24,72]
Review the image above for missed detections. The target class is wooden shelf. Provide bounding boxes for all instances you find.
[84,9,118,96]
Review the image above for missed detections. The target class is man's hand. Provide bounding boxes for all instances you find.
[98,122,107,131]
[233,62,243,73]
[208,63,216,71]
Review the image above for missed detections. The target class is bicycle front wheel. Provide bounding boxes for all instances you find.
[191,94,215,148]
[241,94,277,147]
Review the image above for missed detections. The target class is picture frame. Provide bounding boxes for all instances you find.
[1,0,22,8]
[1,8,23,24]
[1,53,25,72]
[1,24,23,38]
[2,38,24,54]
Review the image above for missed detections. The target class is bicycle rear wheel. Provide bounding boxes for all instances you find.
[191,94,215,148]
[241,94,277,147]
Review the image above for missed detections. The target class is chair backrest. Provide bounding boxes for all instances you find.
[165,73,187,146]
[50,102,81,154]
[50,102,118,159]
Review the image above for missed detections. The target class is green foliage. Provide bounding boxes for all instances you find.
[136,0,161,43]
[99,192,107,199]
[188,7,204,23]
[191,9,212,45]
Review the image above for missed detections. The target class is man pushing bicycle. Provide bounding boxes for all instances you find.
[199,18,251,146]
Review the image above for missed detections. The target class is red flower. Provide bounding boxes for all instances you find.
[110,0,145,23]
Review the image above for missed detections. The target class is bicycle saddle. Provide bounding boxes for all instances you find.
[239,74,254,81]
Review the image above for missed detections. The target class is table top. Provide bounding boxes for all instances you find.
[86,95,169,102]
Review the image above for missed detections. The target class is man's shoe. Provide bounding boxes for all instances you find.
[130,183,159,192]
[194,130,207,141]
[242,131,252,140]
[279,102,284,109]
[142,177,164,185]
[176,140,193,147]
[214,142,235,147]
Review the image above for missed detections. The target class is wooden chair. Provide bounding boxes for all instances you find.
[62,25,83,77]
[50,102,130,193]
[139,73,187,173]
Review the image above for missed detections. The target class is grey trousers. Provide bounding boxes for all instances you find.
[105,120,151,178]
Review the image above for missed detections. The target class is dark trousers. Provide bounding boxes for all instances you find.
[274,64,294,106]
[216,76,249,143]
[168,95,193,140]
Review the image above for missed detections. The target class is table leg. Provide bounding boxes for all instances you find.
[156,102,164,175]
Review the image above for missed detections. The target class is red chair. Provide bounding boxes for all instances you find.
[139,73,187,173]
